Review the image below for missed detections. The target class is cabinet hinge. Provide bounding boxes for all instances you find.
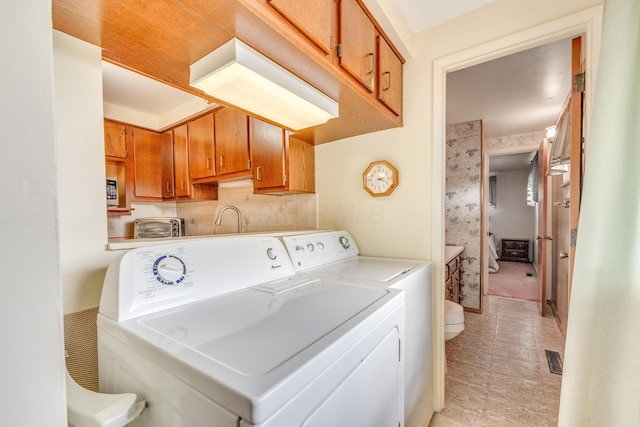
[130,128,135,136]
[570,228,578,247]
[283,174,287,184]
[336,44,342,59]
[330,35,333,50]
[247,159,251,169]
[573,72,585,93]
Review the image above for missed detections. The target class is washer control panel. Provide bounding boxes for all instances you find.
[101,236,295,321]
[283,231,359,270]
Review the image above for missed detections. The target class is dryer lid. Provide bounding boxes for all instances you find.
[311,258,419,282]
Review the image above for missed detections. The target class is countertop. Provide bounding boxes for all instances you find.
[445,245,464,264]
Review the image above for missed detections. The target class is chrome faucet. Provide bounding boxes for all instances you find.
[214,205,242,233]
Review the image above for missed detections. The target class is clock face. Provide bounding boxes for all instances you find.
[363,161,398,197]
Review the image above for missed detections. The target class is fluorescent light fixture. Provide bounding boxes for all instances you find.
[190,38,338,130]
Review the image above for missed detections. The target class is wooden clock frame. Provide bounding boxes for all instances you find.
[362,160,399,197]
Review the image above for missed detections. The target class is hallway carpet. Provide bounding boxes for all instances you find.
[488,261,538,301]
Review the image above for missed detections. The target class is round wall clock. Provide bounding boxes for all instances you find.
[363,160,399,197]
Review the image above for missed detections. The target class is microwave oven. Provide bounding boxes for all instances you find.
[106,177,119,207]
[134,218,185,239]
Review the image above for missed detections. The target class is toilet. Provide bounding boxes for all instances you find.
[66,370,145,427]
[444,300,465,340]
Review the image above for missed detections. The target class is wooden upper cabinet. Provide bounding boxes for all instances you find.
[188,113,216,181]
[377,35,403,116]
[160,130,175,198]
[250,118,286,190]
[214,108,251,177]
[339,0,377,93]
[172,124,191,198]
[267,0,333,54]
[104,119,128,158]
[286,133,315,194]
[131,127,162,200]
[250,118,315,194]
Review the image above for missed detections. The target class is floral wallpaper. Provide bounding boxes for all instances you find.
[446,120,482,310]
[484,130,544,151]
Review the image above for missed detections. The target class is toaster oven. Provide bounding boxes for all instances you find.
[134,218,185,239]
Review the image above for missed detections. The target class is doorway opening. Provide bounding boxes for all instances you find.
[485,149,539,301]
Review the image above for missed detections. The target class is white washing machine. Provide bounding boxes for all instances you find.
[97,235,405,426]
[281,230,434,422]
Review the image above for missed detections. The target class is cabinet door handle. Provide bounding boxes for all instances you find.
[206,158,211,170]
[382,71,391,91]
[256,166,262,181]
[219,154,225,168]
[181,180,186,190]
[366,52,375,75]
[166,182,172,193]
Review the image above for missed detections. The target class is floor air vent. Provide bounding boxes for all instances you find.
[545,349,563,375]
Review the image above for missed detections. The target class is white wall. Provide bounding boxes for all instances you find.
[53,31,115,314]
[0,1,66,424]
[489,169,536,260]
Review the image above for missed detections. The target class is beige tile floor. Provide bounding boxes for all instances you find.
[429,295,565,426]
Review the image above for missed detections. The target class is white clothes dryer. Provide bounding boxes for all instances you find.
[282,230,434,423]
[97,235,406,427]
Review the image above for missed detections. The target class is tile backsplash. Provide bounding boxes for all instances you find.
[107,179,317,239]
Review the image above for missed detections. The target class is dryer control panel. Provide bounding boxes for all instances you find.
[283,231,360,270]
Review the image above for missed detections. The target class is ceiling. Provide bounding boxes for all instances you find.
[447,37,572,171]
[390,0,497,33]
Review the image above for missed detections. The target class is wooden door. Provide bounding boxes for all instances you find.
[568,36,585,303]
[377,35,402,116]
[173,124,190,198]
[131,127,162,200]
[104,120,128,158]
[188,113,215,180]
[339,0,376,92]
[537,139,550,316]
[250,118,286,190]
[214,108,250,176]
[267,0,333,54]
[160,130,175,198]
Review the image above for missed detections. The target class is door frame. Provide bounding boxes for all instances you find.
[430,6,602,412]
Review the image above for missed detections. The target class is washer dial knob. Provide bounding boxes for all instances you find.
[339,235,350,249]
[153,255,186,285]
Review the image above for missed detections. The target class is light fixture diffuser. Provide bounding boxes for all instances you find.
[190,38,338,130]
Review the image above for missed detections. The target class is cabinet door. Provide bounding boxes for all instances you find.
[188,113,215,180]
[214,108,250,176]
[132,127,162,200]
[160,130,175,198]
[339,0,377,92]
[104,120,128,158]
[377,35,403,116]
[267,0,333,54]
[173,124,191,197]
[250,118,286,190]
